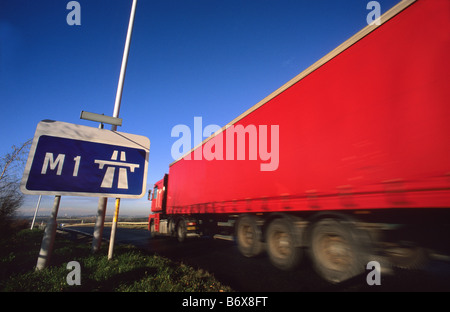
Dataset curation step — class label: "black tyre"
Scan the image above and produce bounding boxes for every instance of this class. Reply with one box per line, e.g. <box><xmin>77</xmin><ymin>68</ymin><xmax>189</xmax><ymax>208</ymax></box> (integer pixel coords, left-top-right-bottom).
<box><xmin>235</xmin><ymin>215</ymin><xmax>264</xmax><ymax>257</ymax></box>
<box><xmin>149</xmin><ymin>221</ymin><xmax>156</xmax><ymax>238</ymax></box>
<box><xmin>176</xmin><ymin>219</ymin><xmax>187</xmax><ymax>243</ymax></box>
<box><xmin>168</xmin><ymin>218</ymin><xmax>176</xmax><ymax>237</ymax></box>
<box><xmin>309</xmin><ymin>218</ymin><xmax>369</xmax><ymax>283</ymax></box>
<box><xmin>266</xmin><ymin>218</ymin><xmax>303</xmax><ymax>270</ymax></box>
<box><xmin>385</xmin><ymin>243</ymin><xmax>429</xmax><ymax>269</ymax></box>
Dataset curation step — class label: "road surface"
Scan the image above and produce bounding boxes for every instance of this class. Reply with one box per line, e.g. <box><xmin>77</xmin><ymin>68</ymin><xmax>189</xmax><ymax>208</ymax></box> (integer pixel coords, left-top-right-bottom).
<box><xmin>67</xmin><ymin>226</ymin><xmax>450</xmax><ymax>292</ymax></box>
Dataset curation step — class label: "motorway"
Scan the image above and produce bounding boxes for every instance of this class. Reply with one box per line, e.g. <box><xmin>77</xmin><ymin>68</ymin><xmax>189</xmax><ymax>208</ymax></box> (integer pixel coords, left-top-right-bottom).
<box><xmin>67</xmin><ymin>226</ymin><xmax>450</xmax><ymax>292</ymax></box>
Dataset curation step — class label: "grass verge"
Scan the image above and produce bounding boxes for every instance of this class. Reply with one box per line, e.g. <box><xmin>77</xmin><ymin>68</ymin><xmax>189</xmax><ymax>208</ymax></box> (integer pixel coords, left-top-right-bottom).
<box><xmin>0</xmin><ymin>229</ymin><xmax>233</xmax><ymax>292</ymax></box>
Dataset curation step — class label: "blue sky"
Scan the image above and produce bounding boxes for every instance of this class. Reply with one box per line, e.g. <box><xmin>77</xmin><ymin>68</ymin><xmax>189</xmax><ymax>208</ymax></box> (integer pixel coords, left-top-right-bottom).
<box><xmin>0</xmin><ymin>0</ymin><xmax>399</xmax><ymax>217</ymax></box>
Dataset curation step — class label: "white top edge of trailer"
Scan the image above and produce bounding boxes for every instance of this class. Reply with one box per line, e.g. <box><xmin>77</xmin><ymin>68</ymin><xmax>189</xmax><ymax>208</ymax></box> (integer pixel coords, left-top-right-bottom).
<box><xmin>169</xmin><ymin>0</ymin><xmax>416</xmax><ymax>167</ymax></box>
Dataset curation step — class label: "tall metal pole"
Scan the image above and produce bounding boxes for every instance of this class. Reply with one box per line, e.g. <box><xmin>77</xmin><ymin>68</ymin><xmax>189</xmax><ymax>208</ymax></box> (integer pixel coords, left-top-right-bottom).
<box><xmin>108</xmin><ymin>0</ymin><xmax>138</xmax><ymax>259</ymax></box>
<box><xmin>112</xmin><ymin>0</ymin><xmax>138</xmax><ymax>131</ymax></box>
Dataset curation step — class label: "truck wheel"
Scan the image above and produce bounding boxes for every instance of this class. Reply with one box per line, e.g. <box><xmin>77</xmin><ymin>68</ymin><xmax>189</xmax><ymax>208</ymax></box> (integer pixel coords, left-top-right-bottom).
<box><xmin>385</xmin><ymin>243</ymin><xmax>429</xmax><ymax>270</ymax></box>
<box><xmin>176</xmin><ymin>220</ymin><xmax>187</xmax><ymax>243</ymax></box>
<box><xmin>149</xmin><ymin>221</ymin><xmax>156</xmax><ymax>238</ymax></box>
<box><xmin>266</xmin><ymin>218</ymin><xmax>302</xmax><ymax>270</ymax></box>
<box><xmin>236</xmin><ymin>215</ymin><xmax>264</xmax><ymax>257</ymax></box>
<box><xmin>309</xmin><ymin>218</ymin><xmax>367</xmax><ymax>283</ymax></box>
<box><xmin>168</xmin><ymin>218</ymin><xmax>176</xmax><ymax>237</ymax></box>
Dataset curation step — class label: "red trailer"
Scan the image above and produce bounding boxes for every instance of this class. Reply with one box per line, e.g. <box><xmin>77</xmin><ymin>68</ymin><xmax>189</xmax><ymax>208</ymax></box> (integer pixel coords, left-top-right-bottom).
<box><xmin>149</xmin><ymin>0</ymin><xmax>450</xmax><ymax>283</ymax></box>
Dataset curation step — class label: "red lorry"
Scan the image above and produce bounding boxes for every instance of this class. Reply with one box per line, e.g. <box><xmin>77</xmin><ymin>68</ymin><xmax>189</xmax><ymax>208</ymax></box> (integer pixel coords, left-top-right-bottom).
<box><xmin>148</xmin><ymin>0</ymin><xmax>450</xmax><ymax>283</ymax></box>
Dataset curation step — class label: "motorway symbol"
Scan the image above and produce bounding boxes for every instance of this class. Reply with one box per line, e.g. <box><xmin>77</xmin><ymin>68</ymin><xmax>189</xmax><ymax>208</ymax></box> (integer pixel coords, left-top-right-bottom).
<box><xmin>21</xmin><ymin>120</ymin><xmax>150</xmax><ymax>198</ymax></box>
<box><xmin>95</xmin><ymin>150</ymin><xmax>140</xmax><ymax>189</ymax></box>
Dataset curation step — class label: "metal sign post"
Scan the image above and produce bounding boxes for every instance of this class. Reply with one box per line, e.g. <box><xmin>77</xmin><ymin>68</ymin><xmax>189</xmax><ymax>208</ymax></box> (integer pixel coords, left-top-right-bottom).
<box><xmin>92</xmin><ymin>122</ymin><xmax>108</xmax><ymax>254</ymax></box>
<box><xmin>30</xmin><ymin>195</ymin><xmax>42</xmax><ymax>230</ymax></box>
<box><xmin>107</xmin><ymin>0</ymin><xmax>137</xmax><ymax>260</ymax></box>
<box><xmin>108</xmin><ymin>198</ymin><xmax>121</xmax><ymax>260</ymax></box>
<box><xmin>92</xmin><ymin>197</ymin><xmax>107</xmax><ymax>253</ymax></box>
<box><xmin>112</xmin><ymin>0</ymin><xmax>138</xmax><ymax>131</ymax></box>
<box><xmin>35</xmin><ymin>195</ymin><xmax>61</xmax><ymax>270</ymax></box>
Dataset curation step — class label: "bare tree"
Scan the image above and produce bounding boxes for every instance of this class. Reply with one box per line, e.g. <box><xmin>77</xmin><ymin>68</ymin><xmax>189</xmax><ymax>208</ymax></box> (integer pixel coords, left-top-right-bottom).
<box><xmin>0</xmin><ymin>139</ymin><xmax>32</xmax><ymax>234</ymax></box>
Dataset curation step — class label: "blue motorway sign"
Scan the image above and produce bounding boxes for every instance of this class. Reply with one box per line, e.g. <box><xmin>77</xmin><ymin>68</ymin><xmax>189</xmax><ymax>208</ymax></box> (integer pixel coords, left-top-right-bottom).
<box><xmin>21</xmin><ymin>121</ymin><xmax>150</xmax><ymax>198</ymax></box>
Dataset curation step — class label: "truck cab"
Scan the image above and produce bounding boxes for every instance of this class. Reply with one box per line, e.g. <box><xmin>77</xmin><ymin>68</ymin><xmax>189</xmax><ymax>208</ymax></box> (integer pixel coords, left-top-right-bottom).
<box><xmin>150</xmin><ymin>175</ymin><xmax>167</xmax><ymax>213</ymax></box>
<box><xmin>148</xmin><ymin>174</ymin><xmax>168</xmax><ymax>233</ymax></box>
<box><xmin>148</xmin><ymin>173</ymin><xmax>199</xmax><ymax>241</ymax></box>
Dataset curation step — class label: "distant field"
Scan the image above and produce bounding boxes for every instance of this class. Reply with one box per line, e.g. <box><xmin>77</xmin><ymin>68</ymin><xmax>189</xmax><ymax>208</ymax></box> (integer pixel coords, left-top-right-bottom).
<box><xmin>64</xmin><ymin>222</ymin><xmax>148</xmax><ymax>229</ymax></box>
<box><xmin>27</xmin><ymin>216</ymin><xmax>149</xmax><ymax>230</ymax></box>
